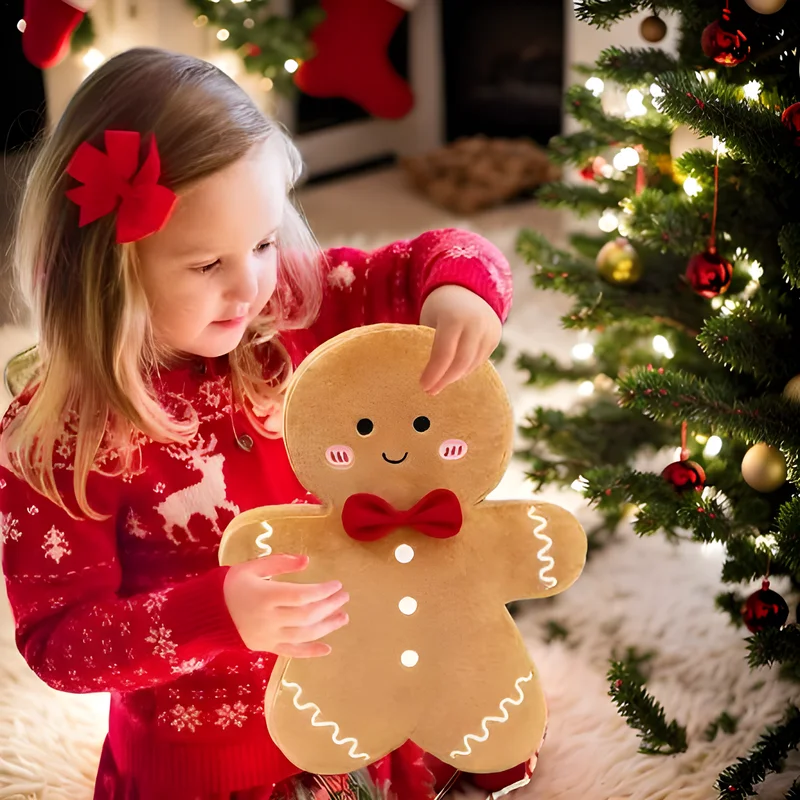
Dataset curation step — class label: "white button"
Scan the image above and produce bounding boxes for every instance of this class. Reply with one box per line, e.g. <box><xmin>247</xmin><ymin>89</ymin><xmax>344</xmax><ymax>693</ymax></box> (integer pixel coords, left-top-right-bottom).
<box><xmin>401</xmin><ymin>650</ymin><xmax>419</xmax><ymax>667</ymax></box>
<box><xmin>398</xmin><ymin>597</ymin><xmax>417</xmax><ymax>615</ymax></box>
<box><xmin>394</xmin><ymin>544</ymin><xmax>414</xmax><ymax>563</ymax></box>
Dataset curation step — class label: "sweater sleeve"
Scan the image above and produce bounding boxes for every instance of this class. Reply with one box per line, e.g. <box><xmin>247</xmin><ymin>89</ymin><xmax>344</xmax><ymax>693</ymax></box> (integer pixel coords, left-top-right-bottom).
<box><xmin>308</xmin><ymin>228</ymin><xmax>512</xmax><ymax>344</ymax></box>
<box><xmin>0</xmin><ymin>452</ymin><xmax>247</xmax><ymax>695</ymax></box>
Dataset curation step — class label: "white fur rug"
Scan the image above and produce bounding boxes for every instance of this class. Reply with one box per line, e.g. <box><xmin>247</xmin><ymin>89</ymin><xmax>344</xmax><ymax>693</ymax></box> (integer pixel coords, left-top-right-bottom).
<box><xmin>1</xmin><ymin>185</ymin><xmax>799</xmax><ymax>799</ymax></box>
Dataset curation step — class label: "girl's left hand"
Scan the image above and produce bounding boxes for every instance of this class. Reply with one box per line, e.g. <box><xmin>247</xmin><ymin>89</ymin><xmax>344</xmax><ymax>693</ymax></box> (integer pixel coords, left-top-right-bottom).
<box><xmin>418</xmin><ymin>284</ymin><xmax>503</xmax><ymax>395</ymax></box>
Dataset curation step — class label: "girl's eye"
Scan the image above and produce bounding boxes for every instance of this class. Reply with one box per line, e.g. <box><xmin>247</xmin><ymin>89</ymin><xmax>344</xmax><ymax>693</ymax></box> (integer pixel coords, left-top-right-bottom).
<box><xmin>256</xmin><ymin>240</ymin><xmax>276</xmax><ymax>254</ymax></box>
<box><xmin>196</xmin><ymin>261</ymin><xmax>219</xmax><ymax>275</ymax></box>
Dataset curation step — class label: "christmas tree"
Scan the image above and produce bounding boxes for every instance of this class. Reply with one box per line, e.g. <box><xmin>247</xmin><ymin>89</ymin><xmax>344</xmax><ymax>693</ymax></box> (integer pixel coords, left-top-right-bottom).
<box><xmin>517</xmin><ymin>0</ymin><xmax>800</xmax><ymax>795</ymax></box>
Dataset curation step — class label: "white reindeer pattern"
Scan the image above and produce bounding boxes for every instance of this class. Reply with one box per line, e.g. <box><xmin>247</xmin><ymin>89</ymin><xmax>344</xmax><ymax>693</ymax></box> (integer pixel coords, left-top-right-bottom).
<box><xmin>156</xmin><ymin>434</ymin><xmax>240</xmax><ymax>544</ymax></box>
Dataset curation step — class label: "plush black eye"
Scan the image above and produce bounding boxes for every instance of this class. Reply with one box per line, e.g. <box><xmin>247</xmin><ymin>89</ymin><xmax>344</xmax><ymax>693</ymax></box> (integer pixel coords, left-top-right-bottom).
<box><xmin>413</xmin><ymin>416</ymin><xmax>431</xmax><ymax>432</ymax></box>
<box><xmin>356</xmin><ymin>418</ymin><xmax>374</xmax><ymax>436</ymax></box>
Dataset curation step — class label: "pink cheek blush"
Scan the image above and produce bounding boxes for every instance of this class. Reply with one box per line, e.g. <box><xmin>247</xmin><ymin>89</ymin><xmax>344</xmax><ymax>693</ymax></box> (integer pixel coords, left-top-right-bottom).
<box><xmin>326</xmin><ymin>445</ymin><xmax>355</xmax><ymax>468</ymax></box>
<box><xmin>439</xmin><ymin>439</ymin><xmax>468</xmax><ymax>461</ymax></box>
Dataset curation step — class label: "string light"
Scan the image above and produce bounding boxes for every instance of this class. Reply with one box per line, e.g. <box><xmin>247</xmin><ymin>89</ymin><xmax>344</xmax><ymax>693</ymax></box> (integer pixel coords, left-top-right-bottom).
<box><xmin>260</xmin><ymin>77</ymin><xmax>274</xmax><ymax>92</ymax></box>
<box><xmin>748</xmin><ymin>261</ymin><xmax>763</xmax><ymax>280</ymax></box>
<box><xmin>712</xmin><ymin>137</ymin><xmax>728</xmax><ymax>155</ymax></box>
<box><xmin>244</xmin><ymin>18</ymin><xmax>255</xmax><ymax>28</ymax></box>
<box><xmin>217</xmin><ymin>29</ymin><xmax>230</xmax><ymax>41</ymax></box>
<box><xmin>194</xmin><ymin>15</ymin><xmax>208</xmax><ymax>26</ymax></box>
<box><xmin>578</xmin><ymin>381</ymin><xmax>595</xmax><ymax>397</ymax></box>
<box><xmin>17</xmin><ymin>19</ymin><xmax>26</xmax><ymax>32</ymax></box>
<box><xmin>743</xmin><ymin>80</ymin><xmax>762</xmax><ymax>100</ymax></box>
<box><xmin>585</xmin><ymin>77</ymin><xmax>605</xmax><ymax>96</ymax></box>
<box><xmin>571</xmin><ymin>476</ymin><xmax>589</xmax><ymax>493</ymax></box>
<box><xmin>571</xmin><ymin>343</ymin><xmax>594</xmax><ymax>361</ymax></box>
<box><xmin>649</xmin><ymin>83</ymin><xmax>665</xmax><ymax>98</ymax></box>
<box><xmin>652</xmin><ymin>335</ymin><xmax>674</xmax><ymax>359</ymax></box>
<box><xmin>598</xmin><ymin>210</ymin><xmax>619</xmax><ymax>232</ymax></box>
<box><xmin>284</xmin><ymin>58</ymin><xmax>299</xmax><ymax>73</ymax></box>
<box><xmin>83</xmin><ymin>48</ymin><xmax>105</xmax><ymax>71</ymax></box>
<box><xmin>612</xmin><ymin>147</ymin><xmax>640</xmax><ymax>171</ymax></box>
<box><xmin>625</xmin><ymin>89</ymin><xmax>647</xmax><ymax>117</ymax></box>
<box><xmin>704</xmin><ymin>435</ymin><xmax>723</xmax><ymax>457</ymax></box>
<box><xmin>683</xmin><ymin>176</ymin><xmax>702</xmax><ymax>197</ymax></box>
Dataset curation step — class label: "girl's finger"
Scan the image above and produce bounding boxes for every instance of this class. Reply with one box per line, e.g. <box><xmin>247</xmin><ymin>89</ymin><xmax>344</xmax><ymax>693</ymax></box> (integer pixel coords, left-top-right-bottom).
<box><xmin>420</xmin><ymin>323</ymin><xmax>462</xmax><ymax>392</ymax></box>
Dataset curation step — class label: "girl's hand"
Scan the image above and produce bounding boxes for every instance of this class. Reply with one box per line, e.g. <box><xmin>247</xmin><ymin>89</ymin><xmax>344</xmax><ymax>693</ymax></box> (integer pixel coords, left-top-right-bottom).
<box><xmin>223</xmin><ymin>554</ymin><xmax>349</xmax><ymax>657</ymax></box>
<box><xmin>419</xmin><ymin>285</ymin><xmax>503</xmax><ymax>395</ymax></box>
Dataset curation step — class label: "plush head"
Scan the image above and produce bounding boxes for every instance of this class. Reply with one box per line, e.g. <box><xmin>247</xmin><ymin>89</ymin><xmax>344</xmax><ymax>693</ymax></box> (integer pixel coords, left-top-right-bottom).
<box><xmin>283</xmin><ymin>324</ymin><xmax>514</xmax><ymax>508</ymax></box>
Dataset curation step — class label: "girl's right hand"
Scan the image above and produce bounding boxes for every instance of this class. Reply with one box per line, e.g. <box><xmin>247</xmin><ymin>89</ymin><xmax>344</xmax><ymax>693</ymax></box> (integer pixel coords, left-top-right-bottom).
<box><xmin>223</xmin><ymin>554</ymin><xmax>349</xmax><ymax>657</ymax></box>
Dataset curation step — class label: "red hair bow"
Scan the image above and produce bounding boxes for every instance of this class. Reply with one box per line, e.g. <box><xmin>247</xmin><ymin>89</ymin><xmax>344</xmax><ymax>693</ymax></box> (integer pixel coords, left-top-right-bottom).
<box><xmin>65</xmin><ymin>130</ymin><xmax>178</xmax><ymax>244</ymax></box>
<box><xmin>341</xmin><ymin>488</ymin><xmax>463</xmax><ymax>542</ymax></box>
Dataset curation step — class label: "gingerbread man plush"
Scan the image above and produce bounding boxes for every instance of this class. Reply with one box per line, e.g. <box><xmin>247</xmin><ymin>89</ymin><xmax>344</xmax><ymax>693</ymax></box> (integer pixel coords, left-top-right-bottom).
<box><xmin>219</xmin><ymin>323</ymin><xmax>587</xmax><ymax>777</ymax></box>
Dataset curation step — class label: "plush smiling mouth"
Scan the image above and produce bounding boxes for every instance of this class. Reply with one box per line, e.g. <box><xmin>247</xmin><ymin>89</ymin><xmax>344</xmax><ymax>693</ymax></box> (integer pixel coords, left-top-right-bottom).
<box><xmin>382</xmin><ymin>452</ymin><xmax>408</xmax><ymax>465</ymax></box>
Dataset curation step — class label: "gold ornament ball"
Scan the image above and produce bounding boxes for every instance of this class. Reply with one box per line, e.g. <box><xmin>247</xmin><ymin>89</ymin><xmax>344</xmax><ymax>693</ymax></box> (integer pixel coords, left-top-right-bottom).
<box><xmin>596</xmin><ymin>238</ymin><xmax>643</xmax><ymax>285</ymax></box>
<box><xmin>782</xmin><ymin>375</ymin><xmax>800</xmax><ymax>404</ymax></box>
<box><xmin>640</xmin><ymin>15</ymin><xmax>668</xmax><ymax>43</ymax></box>
<box><xmin>741</xmin><ymin>443</ymin><xmax>787</xmax><ymax>492</ymax></box>
<box><xmin>744</xmin><ymin>0</ymin><xmax>787</xmax><ymax>12</ymax></box>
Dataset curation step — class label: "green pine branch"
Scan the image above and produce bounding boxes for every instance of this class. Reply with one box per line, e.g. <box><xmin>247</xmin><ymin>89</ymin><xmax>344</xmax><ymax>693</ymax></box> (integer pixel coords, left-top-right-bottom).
<box><xmin>715</xmin><ymin>705</ymin><xmax>800</xmax><ymax>800</ymax></box>
<box><xmin>747</xmin><ymin>626</ymin><xmax>800</xmax><ymax>671</ymax></box>
<box><xmin>548</xmin><ymin>131</ymin><xmax>615</xmax><ymax>166</ymax></box>
<box><xmin>536</xmin><ymin>181</ymin><xmax>630</xmax><ymax>216</ymax></box>
<box><xmin>608</xmin><ymin>659</ymin><xmax>688</xmax><ymax>755</ymax></box>
<box><xmin>697</xmin><ymin>304</ymin><xmax>795</xmax><ymax>383</ymax></box>
<box><xmin>776</xmin><ymin>497</ymin><xmax>800</xmax><ymax>574</ymax></box>
<box><xmin>583</xmin><ymin>465</ymin><xmax>737</xmax><ymax>539</ymax></box>
<box><xmin>780</xmin><ymin>224</ymin><xmax>800</xmax><ymax>290</ymax></box>
<box><xmin>706</xmin><ymin>711</ymin><xmax>739</xmax><ymax>742</ymax></box>
<box><xmin>515</xmin><ymin>353</ymin><xmax>596</xmax><ymax>388</ymax></box>
<box><xmin>573</xmin><ymin>0</ymin><xmax>687</xmax><ymax>28</ymax></box>
<box><xmin>565</xmin><ymin>86</ymin><xmax>673</xmax><ymax>153</ymax></box>
<box><xmin>519</xmin><ymin>400</ymin><xmax>674</xmax><ymax>492</ymax></box>
<box><xmin>653</xmin><ymin>73</ymin><xmax>800</xmax><ymax>178</ymax></box>
<box><xmin>593</xmin><ymin>45</ymin><xmax>681</xmax><ymax>83</ymax></box>
<box><xmin>616</xmin><ymin>366</ymin><xmax>800</xmax><ymax>457</ymax></box>
<box><xmin>716</xmin><ymin>592</ymin><xmax>747</xmax><ymax>628</ymax></box>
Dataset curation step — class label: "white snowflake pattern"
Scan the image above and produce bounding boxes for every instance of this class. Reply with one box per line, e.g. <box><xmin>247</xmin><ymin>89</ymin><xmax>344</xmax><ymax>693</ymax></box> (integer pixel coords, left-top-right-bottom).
<box><xmin>170</xmin><ymin>658</ymin><xmax>207</xmax><ymax>676</ymax></box>
<box><xmin>327</xmin><ymin>263</ymin><xmax>356</xmax><ymax>290</ymax></box>
<box><xmin>143</xmin><ymin>589</ymin><xmax>172</xmax><ymax>614</ymax></box>
<box><xmin>0</xmin><ymin>478</ymin><xmax>6</xmax><ymax>489</ymax></box>
<box><xmin>159</xmin><ymin>704</ymin><xmax>202</xmax><ymax>733</ymax></box>
<box><xmin>120</xmin><ymin>621</ymin><xmax>131</xmax><ymax>636</ymax></box>
<box><xmin>153</xmin><ymin>482</ymin><xmax>166</xmax><ymax>494</ymax></box>
<box><xmin>0</xmin><ymin>512</ymin><xmax>21</xmax><ymax>544</ymax></box>
<box><xmin>125</xmin><ymin>508</ymin><xmax>150</xmax><ymax>539</ymax></box>
<box><xmin>441</xmin><ymin>244</ymin><xmax>483</xmax><ymax>260</ymax></box>
<box><xmin>43</xmin><ymin>525</ymin><xmax>72</xmax><ymax>563</ymax></box>
<box><xmin>26</xmin><ymin>505</ymin><xmax>39</xmax><ymax>515</ymax></box>
<box><xmin>214</xmin><ymin>701</ymin><xmax>249</xmax><ymax>730</ymax></box>
<box><xmin>145</xmin><ymin>624</ymin><xmax>178</xmax><ymax>659</ymax></box>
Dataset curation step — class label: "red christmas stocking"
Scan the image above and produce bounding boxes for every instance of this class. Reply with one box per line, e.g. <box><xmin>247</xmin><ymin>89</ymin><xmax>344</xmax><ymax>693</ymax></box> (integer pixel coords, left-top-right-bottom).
<box><xmin>294</xmin><ymin>0</ymin><xmax>415</xmax><ymax>120</ymax></box>
<box><xmin>22</xmin><ymin>0</ymin><xmax>96</xmax><ymax>69</ymax></box>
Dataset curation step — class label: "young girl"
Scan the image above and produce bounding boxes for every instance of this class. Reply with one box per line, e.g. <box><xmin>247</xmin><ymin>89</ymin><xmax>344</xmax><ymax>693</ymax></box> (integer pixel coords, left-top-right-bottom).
<box><xmin>0</xmin><ymin>48</ymin><xmax>530</xmax><ymax>800</ymax></box>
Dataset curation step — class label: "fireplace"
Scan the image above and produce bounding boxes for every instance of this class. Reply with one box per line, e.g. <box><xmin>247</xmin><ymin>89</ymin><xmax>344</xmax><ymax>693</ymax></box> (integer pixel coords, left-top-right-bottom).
<box><xmin>282</xmin><ymin>0</ymin><xmax>564</xmax><ymax>181</ymax></box>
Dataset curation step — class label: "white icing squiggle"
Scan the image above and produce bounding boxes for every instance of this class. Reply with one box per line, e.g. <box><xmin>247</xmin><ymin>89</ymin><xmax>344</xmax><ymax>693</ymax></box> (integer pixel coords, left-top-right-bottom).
<box><xmin>282</xmin><ymin>679</ymin><xmax>370</xmax><ymax>761</ymax></box>
<box><xmin>256</xmin><ymin>522</ymin><xmax>273</xmax><ymax>556</ymax></box>
<box><xmin>450</xmin><ymin>672</ymin><xmax>534</xmax><ymax>758</ymax></box>
<box><xmin>527</xmin><ymin>506</ymin><xmax>557</xmax><ymax>589</ymax></box>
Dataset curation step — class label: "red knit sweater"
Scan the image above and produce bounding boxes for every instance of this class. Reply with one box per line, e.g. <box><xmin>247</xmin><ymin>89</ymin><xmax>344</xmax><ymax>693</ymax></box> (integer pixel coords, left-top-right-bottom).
<box><xmin>0</xmin><ymin>229</ymin><xmax>512</xmax><ymax>797</ymax></box>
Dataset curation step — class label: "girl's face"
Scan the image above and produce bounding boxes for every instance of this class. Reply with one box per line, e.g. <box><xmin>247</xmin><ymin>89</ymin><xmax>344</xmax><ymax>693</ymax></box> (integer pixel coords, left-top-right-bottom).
<box><xmin>137</xmin><ymin>138</ymin><xmax>285</xmax><ymax>359</ymax></box>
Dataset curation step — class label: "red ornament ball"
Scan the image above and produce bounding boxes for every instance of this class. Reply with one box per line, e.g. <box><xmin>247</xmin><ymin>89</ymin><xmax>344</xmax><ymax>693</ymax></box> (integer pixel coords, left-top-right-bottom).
<box><xmin>781</xmin><ymin>102</ymin><xmax>800</xmax><ymax>146</ymax></box>
<box><xmin>701</xmin><ymin>19</ymin><xmax>749</xmax><ymax>66</ymax></box>
<box><xmin>742</xmin><ymin>580</ymin><xmax>789</xmax><ymax>633</ymax></box>
<box><xmin>662</xmin><ymin>460</ymin><xmax>706</xmax><ymax>493</ymax></box>
<box><xmin>686</xmin><ymin>249</ymin><xmax>733</xmax><ymax>298</ymax></box>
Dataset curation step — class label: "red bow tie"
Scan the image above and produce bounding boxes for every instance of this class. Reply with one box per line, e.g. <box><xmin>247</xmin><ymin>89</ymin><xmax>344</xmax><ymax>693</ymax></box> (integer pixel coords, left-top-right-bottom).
<box><xmin>342</xmin><ymin>489</ymin><xmax>463</xmax><ymax>542</ymax></box>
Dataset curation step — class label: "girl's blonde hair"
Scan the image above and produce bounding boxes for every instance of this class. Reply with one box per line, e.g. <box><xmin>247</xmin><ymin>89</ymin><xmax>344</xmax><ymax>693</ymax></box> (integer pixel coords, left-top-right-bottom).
<box><xmin>1</xmin><ymin>47</ymin><xmax>323</xmax><ymax>520</ymax></box>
